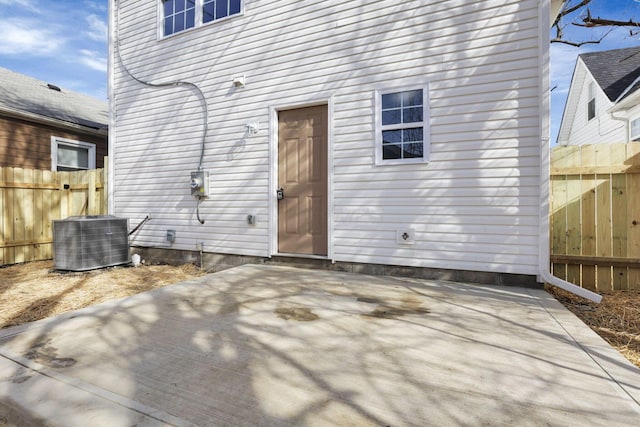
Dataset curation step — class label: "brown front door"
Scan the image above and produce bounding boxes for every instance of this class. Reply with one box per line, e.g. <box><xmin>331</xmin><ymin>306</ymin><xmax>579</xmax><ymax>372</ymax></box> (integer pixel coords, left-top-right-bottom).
<box><xmin>278</xmin><ymin>105</ymin><xmax>328</xmax><ymax>256</ymax></box>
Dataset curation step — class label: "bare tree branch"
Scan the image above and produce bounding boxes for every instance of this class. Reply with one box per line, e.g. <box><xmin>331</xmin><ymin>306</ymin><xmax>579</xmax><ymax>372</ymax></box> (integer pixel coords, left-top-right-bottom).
<box><xmin>551</xmin><ymin>0</ymin><xmax>639</xmax><ymax>46</ymax></box>
<box><xmin>552</xmin><ymin>0</ymin><xmax>592</xmax><ymax>28</ymax></box>
<box><xmin>550</xmin><ymin>38</ymin><xmax>604</xmax><ymax>47</ymax></box>
<box><xmin>579</xmin><ymin>17</ymin><xmax>640</xmax><ymax>28</ymax></box>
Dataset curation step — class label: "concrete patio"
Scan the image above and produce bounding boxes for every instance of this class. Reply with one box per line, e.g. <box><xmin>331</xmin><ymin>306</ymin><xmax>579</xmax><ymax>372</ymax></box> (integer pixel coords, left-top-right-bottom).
<box><xmin>1</xmin><ymin>264</ymin><xmax>639</xmax><ymax>426</ymax></box>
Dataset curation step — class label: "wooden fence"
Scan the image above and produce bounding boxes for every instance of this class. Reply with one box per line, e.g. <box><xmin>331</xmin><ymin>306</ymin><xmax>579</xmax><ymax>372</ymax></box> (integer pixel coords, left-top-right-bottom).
<box><xmin>0</xmin><ymin>161</ymin><xmax>108</xmax><ymax>266</ymax></box>
<box><xmin>551</xmin><ymin>143</ymin><xmax>640</xmax><ymax>291</ymax></box>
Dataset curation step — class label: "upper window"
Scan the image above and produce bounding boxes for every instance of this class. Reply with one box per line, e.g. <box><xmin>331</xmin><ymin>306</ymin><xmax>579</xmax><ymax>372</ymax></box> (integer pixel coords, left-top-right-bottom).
<box><xmin>51</xmin><ymin>137</ymin><xmax>96</xmax><ymax>171</ymax></box>
<box><xmin>631</xmin><ymin>118</ymin><xmax>640</xmax><ymax>142</ymax></box>
<box><xmin>163</xmin><ymin>0</ymin><xmax>196</xmax><ymax>36</ymax></box>
<box><xmin>203</xmin><ymin>0</ymin><xmax>241</xmax><ymax>23</ymax></box>
<box><xmin>587</xmin><ymin>82</ymin><xmax>596</xmax><ymax>121</ymax></box>
<box><xmin>376</xmin><ymin>86</ymin><xmax>430</xmax><ymax>165</ymax></box>
<box><xmin>162</xmin><ymin>0</ymin><xmax>242</xmax><ymax>36</ymax></box>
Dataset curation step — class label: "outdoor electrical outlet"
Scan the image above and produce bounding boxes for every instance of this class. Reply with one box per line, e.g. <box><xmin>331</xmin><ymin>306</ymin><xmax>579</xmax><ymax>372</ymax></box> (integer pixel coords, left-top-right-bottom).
<box><xmin>166</xmin><ymin>230</ymin><xmax>176</xmax><ymax>243</ymax></box>
<box><xmin>197</xmin><ymin>241</ymin><xmax>205</xmax><ymax>251</ymax></box>
<box><xmin>396</xmin><ymin>229</ymin><xmax>415</xmax><ymax>245</ymax></box>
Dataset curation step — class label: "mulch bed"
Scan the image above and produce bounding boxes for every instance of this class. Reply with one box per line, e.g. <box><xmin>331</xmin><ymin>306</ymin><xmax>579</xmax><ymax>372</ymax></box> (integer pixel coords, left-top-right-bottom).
<box><xmin>0</xmin><ymin>261</ymin><xmax>206</xmax><ymax>329</ymax></box>
<box><xmin>546</xmin><ymin>285</ymin><xmax>640</xmax><ymax>368</ymax></box>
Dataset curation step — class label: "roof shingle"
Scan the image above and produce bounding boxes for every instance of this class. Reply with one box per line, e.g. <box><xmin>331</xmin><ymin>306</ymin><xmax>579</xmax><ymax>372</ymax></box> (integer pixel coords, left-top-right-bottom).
<box><xmin>0</xmin><ymin>67</ymin><xmax>107</xmax><ymax>130</ymax></box>
<box><xmin>580</xmin><ymin>46</ymin><xmax>640</xmax><ymax>102</ymax></box>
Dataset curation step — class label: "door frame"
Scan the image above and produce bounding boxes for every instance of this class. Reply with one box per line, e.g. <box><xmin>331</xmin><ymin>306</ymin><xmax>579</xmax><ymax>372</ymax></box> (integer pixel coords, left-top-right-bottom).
<box><xmin>269</xmin><ymin>96</ymin><xmax>334</xmax><ymax>259</ymax></box>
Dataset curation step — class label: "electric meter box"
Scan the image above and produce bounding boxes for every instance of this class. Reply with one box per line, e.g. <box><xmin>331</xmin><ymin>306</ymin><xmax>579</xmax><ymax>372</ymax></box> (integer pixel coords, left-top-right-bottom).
<box><xmin>190</xmin><ymin>171</ymin><xmax>209</xmax><ymax>197</ymax></box>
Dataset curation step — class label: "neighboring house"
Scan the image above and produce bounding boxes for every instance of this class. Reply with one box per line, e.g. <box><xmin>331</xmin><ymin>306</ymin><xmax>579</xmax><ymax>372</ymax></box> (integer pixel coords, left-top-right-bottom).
<box><xmin>0</xmin><ymin>67</ymin><xmax>108</xmax><ymax>171</ymax></box>
<box><xmin>110</xmin><ymin>1</ymin><xmax>591</xmax><ymax>297</ymax></box>
<box><xmin>558</xmin><ymin>46</ymin><xmax>640</xmax><ymax>146</ymax></box>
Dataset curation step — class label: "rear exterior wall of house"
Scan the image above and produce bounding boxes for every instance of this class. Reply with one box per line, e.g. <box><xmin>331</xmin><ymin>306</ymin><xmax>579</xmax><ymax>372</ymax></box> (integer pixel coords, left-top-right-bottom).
<box><xmin>111</xmin><ymin>0</ymin><xmax>547</xmax><ymax>276</ymax></box>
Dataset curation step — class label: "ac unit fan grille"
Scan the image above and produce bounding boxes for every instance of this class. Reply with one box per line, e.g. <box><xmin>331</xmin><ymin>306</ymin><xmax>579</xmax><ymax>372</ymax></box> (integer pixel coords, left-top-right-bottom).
<box><xmin>53</xmin><ymin>216</ymin><xmax>130</xmax><ymax>271</ymax></box>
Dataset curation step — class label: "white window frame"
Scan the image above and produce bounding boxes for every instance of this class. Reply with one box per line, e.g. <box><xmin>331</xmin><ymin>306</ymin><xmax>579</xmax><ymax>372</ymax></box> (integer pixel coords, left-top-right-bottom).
<box><xmin>374</xmin><ymin>84</ymin><xmax>430</xmax><ymax>166</ymax></box>
<box><xmin>51</xmin><ymin>137</ymin><xmax>96</xmax><ymax>171</ymax></box>
<box><xmin>631</xmin><ymin>117</ymin><xmax>640</xmax><ymax>142</ymax></box>
<box><xmin>159</xmin><ymin>0</ymin><xmax>244</xmax><ymax>38</ymax></box>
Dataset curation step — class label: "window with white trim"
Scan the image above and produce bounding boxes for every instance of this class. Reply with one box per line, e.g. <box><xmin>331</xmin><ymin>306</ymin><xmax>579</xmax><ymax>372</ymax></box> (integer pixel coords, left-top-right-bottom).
<box><xmin>375</xmin><ymin>86</ymin><xmax>429</xmax><ymax>164</ymax></box>
<box><xmin>587</xmin><ymin>82</ymin><xmax>596</xmax><ymax>121</ymax></box>
<box><xmin>51</xmin><ymin>137</ymin><xmax>96</xmax><ymax>171</ymax></box>
<box><xmin>631</xmin><ymin>118</ymin><xmax>640</xmax><ymax>142</ymax></box>
<box><xmin>162</xmin><ymin>0</ymin><xmax>242</xmax><ymax>36</ymax></box>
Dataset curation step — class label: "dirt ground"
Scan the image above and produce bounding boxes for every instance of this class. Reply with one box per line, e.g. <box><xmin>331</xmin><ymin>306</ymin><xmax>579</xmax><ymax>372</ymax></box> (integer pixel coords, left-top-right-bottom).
<box><xmin>0</xmin><ymin>261</ymin><xmax>206</xmax><ymax>330</ymax></box>
<box><xmin>0</xmin><ymin>261</ymin><xmax>638</xmax><ymax>369</ymax></box>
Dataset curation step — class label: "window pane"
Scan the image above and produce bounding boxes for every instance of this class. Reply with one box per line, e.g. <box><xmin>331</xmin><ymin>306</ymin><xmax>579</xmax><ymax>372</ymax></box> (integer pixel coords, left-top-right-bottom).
<box><xmin>175</xmin><ymin>0</ymin><xmax>185</xmax><ymax>12</ymax></box>
<box><xmin>402</xmin><ymin>90</ymin><xmax>422</xmax><ymax>107</ymax></box>
<box><xmin>164</xmin><ymin>17</ymin><xmax>173</xmax><ymax>36</ymax></box>
<box><xmin>186</xmin><ymin>8</ymin><xmax>195</xmax><ymax>28</ymax></box>
<box><xmin>403</xmin><ymin>128</ymin><xmax>423</xmax><ymax>142</ymax></box>
<box><xmin>632</xmin><ymin>118</ymin><xmax>640</xmax><ymax>140</ymax></box>
<box><xmin>382</xmin><ymin>130</ymin><xmax>402</xmax><ymax>144</ymax></box>
<box><xmin>382</xmin><ymin>110</ymin><xmax>401</xmax><ymax>125</ymax></box>
<box><xmin>216</xmin><ymin>0</ymin><xmax>228</xmax><ymax>18</ymax></box>
<box><xmin>383</xmin><ymin>144</ymin><xmax>402</xmax><ymax>160</ymax></box>
<box><xmin>59</xmin><ymin>145</ymin><xmax>89</xmax><ymax>169</ymax></box>
<box><xmin>230</xmin><ymin>0</ymin><xmax>241</xmax><ymax>14</ymax></box>
<box><xmin>403</xmin><ymin>143</ymin><xmax>423</xmax><ymax>158</ymax></box>
<box><xmin>382</xmin><ymin>93</ymin><xmax>401</xmax><ymax>109</ymax></box>
<box><xmin>164</xmin><ymin>0</ymin><xmax>174</xmax><ymax>16</ymax></box>
<box><xmin>175</xmin><ymin>12</ymin><xmax>185</xmax><ymax>32</ymax></box>
<box><xmin>203</xmin><ymin>2</ymin><xmax>215</xmax><ymax>22</ymax></box>
<box><xmin>403</xmin><ymin>107</ymin><xmax>423</xmax><ymax>123</ymax></box>
<box><xmin>588</xmin><ymin>99</ymin><xmax>595</xmax><ymax>120</ymax></box>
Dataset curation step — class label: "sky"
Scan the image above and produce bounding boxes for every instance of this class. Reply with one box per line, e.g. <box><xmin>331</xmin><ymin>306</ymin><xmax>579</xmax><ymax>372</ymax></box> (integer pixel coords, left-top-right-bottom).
<box><xmin>0</xmin><ymin>0</ymin><xmax>108</xmax><ymax>99</ymax></box>
<box><xmin>0</xmin><ymin>0</ymin><xmax>639</xmax><ymax>144</ymax></box>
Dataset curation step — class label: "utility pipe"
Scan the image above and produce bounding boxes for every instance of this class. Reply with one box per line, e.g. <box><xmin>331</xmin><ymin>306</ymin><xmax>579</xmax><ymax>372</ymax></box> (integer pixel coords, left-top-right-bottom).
<box><xmin>538</xmin><ymin>0</ymin><xmax>601</xmax><ymax>303</ymax></box>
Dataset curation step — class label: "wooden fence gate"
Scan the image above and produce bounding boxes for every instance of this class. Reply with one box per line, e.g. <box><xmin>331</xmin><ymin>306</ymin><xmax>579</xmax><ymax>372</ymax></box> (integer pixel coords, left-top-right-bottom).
<box><xmin>551</xmin><ymin>143</ymin><xmax>640</xmax><ymax>291</ymax></box>
<box><xmin>0</xmin><ymin>162</ymin><xmax>108</xmax><ymax>266</ymax></box>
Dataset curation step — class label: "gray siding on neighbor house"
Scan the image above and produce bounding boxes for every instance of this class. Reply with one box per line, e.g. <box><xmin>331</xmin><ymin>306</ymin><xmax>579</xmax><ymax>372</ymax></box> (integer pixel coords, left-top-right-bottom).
<box><xmin>112</xmin><ymin>0</ymin><xmax>545</xmax><ymax>275</ymax></box>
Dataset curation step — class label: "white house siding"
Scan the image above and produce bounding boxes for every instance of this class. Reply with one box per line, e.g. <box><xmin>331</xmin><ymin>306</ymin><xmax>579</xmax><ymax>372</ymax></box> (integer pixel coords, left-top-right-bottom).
<box><xmin>564</xmin><ymin>63</ymin><xmax>627</xmax><ymax>145</ymax></box>
<box><xmin>111</xmin><ymin>0</ymin><xmax>545</xmax><ymax>275</ymax></box>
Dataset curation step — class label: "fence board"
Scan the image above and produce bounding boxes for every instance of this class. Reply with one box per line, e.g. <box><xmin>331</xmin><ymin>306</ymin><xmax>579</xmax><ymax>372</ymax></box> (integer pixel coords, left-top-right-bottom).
<box><xmin>596</xmin><ymin>174</ymin><xmax>612</xmax><ymax>289</ymax></box>
<box><xmin>628</xmin><ymin>173</ymin><xmax>640</xmax><ymax>290</ymax></box>
<box><xmin>551</xmin><ymin>175</ymin><xmax>567</xmax><ymax>279</ymax></box>
<box><xmin>551</xmin><ymin>143</ymin><xmax>640</xmax><ymax>291</ymax></box>
<box><xmin>0</xmin><ymin>164</ymin><xmax>108</xmax><ymax>266</ymax></box>
<box><xmin>3</xmin><ymin>167</ymin><xmax>15</xmax><ymax>264</ymax></box>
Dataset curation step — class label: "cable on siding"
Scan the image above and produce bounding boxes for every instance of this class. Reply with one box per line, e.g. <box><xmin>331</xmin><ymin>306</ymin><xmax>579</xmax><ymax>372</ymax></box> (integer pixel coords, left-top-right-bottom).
<box><xmin>114</xmin><ymin>0</ymin><xmax>208</xmax><ymax>224</ymax></box>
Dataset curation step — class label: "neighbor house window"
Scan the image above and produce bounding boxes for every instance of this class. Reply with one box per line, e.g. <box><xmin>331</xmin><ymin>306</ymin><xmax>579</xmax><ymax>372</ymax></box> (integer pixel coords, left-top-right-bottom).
<box><xmin>587</xmin><ymin>82</ymin><xmax>596</xmax><ymax>121</ymax></box>
<box><xmin>51</xmin><ymin>137</ymin><xmax>96</xmax><ymax>171</ymax></box>
<box><xmin>631</xmin><ymin>118</ymin><xmax>640</xmax><ymax>142</ymax></box>
<box><xmin>162</xmin><ymin>0</ymin><xmax>242</xmax><ymax>36</ymax></box>
<box><xmin>375</xmin><ymin>85</ymin><xmax>430</xmax><ymax>164</ymax></box>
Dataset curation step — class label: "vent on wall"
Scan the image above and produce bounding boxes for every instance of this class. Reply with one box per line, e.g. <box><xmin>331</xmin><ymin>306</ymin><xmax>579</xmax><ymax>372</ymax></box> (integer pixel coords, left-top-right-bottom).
<box><xmin>53</xmin><ymin>216</ymin><xmax>130</xmax><ymax>271</ymax></box>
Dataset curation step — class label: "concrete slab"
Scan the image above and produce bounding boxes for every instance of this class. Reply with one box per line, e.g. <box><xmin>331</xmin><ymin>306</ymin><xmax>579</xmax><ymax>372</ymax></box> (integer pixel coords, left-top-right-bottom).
<box><xmin>0</xmin><ymin>264</ymin><xmax>639</xmax><ymax>426</ymax></box>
